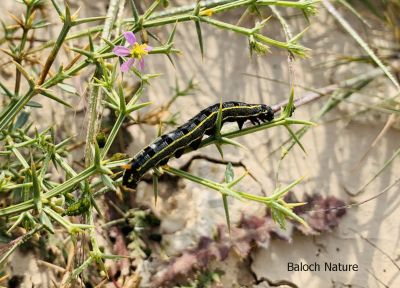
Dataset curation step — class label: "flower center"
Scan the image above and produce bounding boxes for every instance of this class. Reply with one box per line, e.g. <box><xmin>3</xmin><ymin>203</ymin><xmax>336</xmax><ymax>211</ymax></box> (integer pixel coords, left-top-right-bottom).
<box><xmin>130</xmin><ymin>43</ymin><xmax>149</xmax><ymax>59</ymax></box>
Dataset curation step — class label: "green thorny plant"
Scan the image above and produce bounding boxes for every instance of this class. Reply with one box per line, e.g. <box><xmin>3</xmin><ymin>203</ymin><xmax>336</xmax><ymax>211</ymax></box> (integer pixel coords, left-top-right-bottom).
<box><xmin>0</xmin><ymin>0</ymin><xmax>320</xmax><ymax>282</ymax></box>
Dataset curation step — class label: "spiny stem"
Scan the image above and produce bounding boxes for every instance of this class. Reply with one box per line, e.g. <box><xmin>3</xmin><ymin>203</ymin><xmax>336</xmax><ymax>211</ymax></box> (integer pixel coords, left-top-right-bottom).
<box><xmin>0</xmin><ymin>0</ymin><xmax>313</xmax><ymax>131</ymax></box>
<box><xmin>84</xmin><ymin>69</ymin><xmax>103</xmax><ymax>165</ymax></box>
<box><xmin>14</xmin><ymin>4</ymin><xmax>35</xmax><ymax>95</ymax></box>
<box><xmin>85</xmin><ymin>0</ymin><xmax>121</xmax><ymax>165</ymax></box>
<box><xmin>37</xmin><ymin>17</ymin><xmax>72</xmax><ymax>85</ymax></box>
<box><xmin>102</xmin><ymin>0</ymin><xmax>121</xmax><ymax>42</ymax></box>
<box><xmin>0</xmin><ymin>165</ymin><xmax>97</xmax><ymax>217</ymax></box>
<box><xmin>100</xmin><ymin>112</ymin><xmax>125</xmax><ymax>159</ymax></box>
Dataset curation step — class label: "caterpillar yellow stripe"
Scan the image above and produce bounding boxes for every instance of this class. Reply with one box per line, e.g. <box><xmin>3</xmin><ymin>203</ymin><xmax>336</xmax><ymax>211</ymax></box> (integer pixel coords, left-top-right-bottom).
<box><xmin>122</xmin><ymin>101</ymin><xmax>274</xmax><ymax>188</ymax></box>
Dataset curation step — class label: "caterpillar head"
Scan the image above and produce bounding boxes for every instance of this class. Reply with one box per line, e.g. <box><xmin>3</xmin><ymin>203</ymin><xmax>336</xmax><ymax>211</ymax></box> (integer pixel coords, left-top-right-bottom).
<box><xmin>260</xmin><ymin>104</ymin><xmax>274</xmax><ymax>122</ymax></box>
<box><xmin>122</xmin><ymin>164</ymin><xmax>139</xmax><ymax>189</ymax></box>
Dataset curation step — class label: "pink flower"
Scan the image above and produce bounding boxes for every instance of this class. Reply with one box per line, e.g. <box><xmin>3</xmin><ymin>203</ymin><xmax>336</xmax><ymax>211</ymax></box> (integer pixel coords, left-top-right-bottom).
<box><xmin>113</xmin><ymin>31</ymin><xmax>153</xmax><ymax>72</ymax></box>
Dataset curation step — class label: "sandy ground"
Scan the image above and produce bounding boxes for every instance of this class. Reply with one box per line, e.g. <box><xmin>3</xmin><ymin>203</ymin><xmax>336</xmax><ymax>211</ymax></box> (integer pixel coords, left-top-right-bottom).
<box><xmin>2</xmin><ymin>0</ymin><xmax>400</xmax><ymax>287</ymax></box>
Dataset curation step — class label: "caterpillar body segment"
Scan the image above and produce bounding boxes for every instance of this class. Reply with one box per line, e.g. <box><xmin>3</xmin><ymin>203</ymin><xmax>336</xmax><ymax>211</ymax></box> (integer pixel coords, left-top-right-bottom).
<box><xmin>122</xmin><ymin>101</ymin><xmax>274</xmax><ymax>188</ymax></box>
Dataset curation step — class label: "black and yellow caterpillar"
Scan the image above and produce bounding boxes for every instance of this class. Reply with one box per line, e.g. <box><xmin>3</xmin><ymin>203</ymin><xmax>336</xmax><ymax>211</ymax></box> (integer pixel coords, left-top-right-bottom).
<box><xmin>122</xmin><ymin>101</ymin><xmax>274</xmax><ymax>188</ymax></box>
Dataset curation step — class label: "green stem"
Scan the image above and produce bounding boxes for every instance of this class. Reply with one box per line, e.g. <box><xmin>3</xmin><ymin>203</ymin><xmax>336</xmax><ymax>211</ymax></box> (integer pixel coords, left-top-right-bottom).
<box><xmin>27</xmin><ymin>26</ymin><xmax>104</xmax><ymax>55</ymax></box>
<box><xmin>88</xmin><ymin>210</ymin><xmax>101</xmax><ymax>254</ymax></box>
<box><xmin>199</xmin><ymin>118</ymin><xmax>286</xmax><ymax>148</ymax></box>
<box><xmin>37</xmin><ymin>21</ymin><xmax>72</xmax><ymax>85</ymax></box>
<box><xmin>164</xmin><ymin>166</ymin><xmax>221</xmax><ymax>190</ymax></box>
<box><xmin>0</xmin><ymin>165</ymin><xmax>97</xmax><ymax>217</ymax></box>
<box><xmin>85</xmin><ymin>0</ymin><xmax>121</xmax><ymax>165</ymax></box>
<box><xmin>144</xmin><ymin>0</ymin><xmax>163</xmax><ymax>19</ymax></box>
<box><xmin>43</xmin><ymin>165</ymin><xmax>97</xmax><ymax>199</ymax></box>
<box><xmin>100</xmin><ymin>112</ymin><xmax>125</xmax><ymax>159</ymax></box>
<box><xmin>84</xmin><ymin>68</ymin><xmax>103</xmax><ymax>165</ymax></box>
<box><xmin>149</xmin><ymin>0</ymin><xmax>234</xmax><ymax>18</ymax></box>
<box><xmin>14</xmin><ymin>4</ymin><xmax>34</xmax><ymax>96</ymax></box>
<box><xmin>0</xmin><ymin>0</ymin><xmax>311</xmax><ymax>131</ymax></box>
<box><xmin>0</xmin><ymin>89</ymin><xmax>35</xmax><ymax>131</ymax></box>
<box><xmin>165</xmin><ymin>166</ymin><xmax>274</xmax><ymax>204</ymax></box>
<box><xmin>101</xmin><ymin>0</ymin><xmax>121</xmax><ymax>41</ymax></box>
<box><xmin>149</xmin><ymin>0</ymin><xmax>314</xmax><ymax>19</ymax></box>
<box><xmin>0</xmin><ymin>19</ymin><xmax>72</xmax><ymax>130</ymax></box>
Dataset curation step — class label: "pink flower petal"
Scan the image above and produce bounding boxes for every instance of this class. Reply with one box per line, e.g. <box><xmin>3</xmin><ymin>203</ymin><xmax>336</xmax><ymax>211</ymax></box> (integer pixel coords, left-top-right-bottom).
<box><xmin>124</xmin><ymin>31</ymin><xmax>137</xmax><ymax>46</ymax></box>
<box><xmin>145</xmin><ymin>45</ymin><xmax>153</xmax><ymax>52</ymax></box>
<box><xmin>139</xmin><ymin>58</ymin><xmax>145</xmax><ymax>70</ymax></box>
<box><xmin>120</xmin><ymin>58</ymin><xmax>135</xmax><ymax>73</ymax></box>
<box><xmin>113</xmin><ymin>46</ymin><xmax>130</xmax><ymax>57</ymax></box>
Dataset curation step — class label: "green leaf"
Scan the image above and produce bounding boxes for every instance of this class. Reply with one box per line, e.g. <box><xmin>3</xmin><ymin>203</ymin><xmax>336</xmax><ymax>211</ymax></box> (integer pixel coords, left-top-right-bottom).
<box><xmin>40</xmin><ymin>212</ymin><xmax>55</xmax><ymax>234</ymax></box>
<box><xmin>73</xmin><ymin>16</ymin><xmax>108</xmax><ymax>26</ymax></box>
<box><xmin>6</xmin><ymin>212</ymin><xmax>26</xmax><ymax>234</ymax></box>
<box><xmin>272</xmin><ymin>201</ymin><xmax>308</xmax><ymax>228</ymax></box>
<box><xmin>101</xmin><ymin>37</ymin><xmax>115</xmax><ymax>48</ymax></box>
<box><xmin>226</xmin><ymin>171</ymin><xmax>247</xmax><ymax>189</ymax></box>
<box><xmin>224</xmin><ymin>163</ymin><xmax>234</xmax><ymax>183</ymax></box>
<box><xmin>220</xmin><ymin>186</ymin><xmax>244</xmax><ymax>201</ymax></box>
<box><xmin>126</xmin><ymin>101</ymin><xmax>152</xmax><ymax>114</ymax></box>
<box><xmin>270</xmin><ymin>206</ymin><xmax>287</xmax><ymax>229</ymax></box>
<box><xmin>64</xmin><ymin>0</ymin><xmax>72</xmax><ymax>24</ymax></box>
<box><xmin>50</xmin><ymin>0</ymin><xmax>63</xmax><ymax>18</ymax></box>
<box><xmin>70</xmin><ymin>47</ymin><xmax>94</xmax><ymax>58</ymax></box>
<box><xmin>31</xmin><ymin>160</ymin><xmax>42</xmax><ymax>213</ymax></box>
<box><xmin>282</xmin><ymin>87</ymin><xmax>295</xmax><ymax>117</ymax></box>
<box><xmin>57</xmin><ymin>83</ymin><xmax>77</xmax><ymax>95</ymax></box>
<box><xmin>13</xmin><ymin>61</ymin><xmax>34</xmax><ymax>88</ymax></box>
<box><xmin>195</xmin><ymin>20</ymin><xmax>204</xmax><ymax>58</ymax></box>
<box><xmin>163</xmin><ymin>22</ymin><xmax>178</xmax><ymax>67</ymax></box>
<box><xmin>117</xmin><ymin>84</ymin><xmax>127</xmax><ymax>113</ymax></box>
<box><xmin>32</xmin><ymin>20</ymin><xmax>51</xmax><ymax>29</ymax></box>
<box><xmin>222</xmin><ymin>195</ymin><xmax>231</xmax><ymax>234</ymax></box>
<box><xmin>272</xmin><ymin>176</ymin><xmax>305</xmax><ymax>200</ymax></box>
<box><xmin>100</xmin><ymin>174</ymin><xmax>117</xmax><ymax>191</ymax></box>
<box><xmin>290</xmin><ymin>26</ymin><xmax>310</xmax><ymax>43</ymax></box>
<box><xmin>215</xmin><ymin>144</ymin><xmax>224</xmax><ymax>159</ymax></box>
<box><xmin>284</xmin><ymin>75</ymin><xmax>374</xmax><ymax>157</ymax></box>
<box><xmin>167</xmin><ymin>21</ymin><xmax>178</xmax><ymax>45</ymax></box>
<box><xmin>39</xmin><ymin>89</ymin><xmax>72</xmax><ymax>108</ymax></box>
<box><xmin>90</xmin><ymin>195</ymin><xmax>103</xmax><ymax>217</ymax></box>
<box><xmin>129</xmin><ymin>0</ymin><xmax>140</xmax><ymax>23</ymax></box>
<box><xmin>93</xmin><ymin>142</ymin><xmax>102</xmax><ymax>170</ymax></box>
<box><xmin>14</xmin><ymin>112</ymin><xmax>30</xmax><ymax>129</ymax></box>
<box><xmin>26</xmin><ymin>101</ymin><xmax>43</xmax><ymax>108</ymax></box>
<box><xmin>88</xmin><ymin>33</ymin><xmax>94</xmax><ymax>52</ymax></box>
<box><xmin>0</xmin><ymin>82</ymin><xmax>14</xmax><ymax>98</ymax></box>
<box><xmin>284</xmin><ymin>125</ymin><xmax>306</xmax><ymax>154</ymax></box>
<box><xmin>220</xmin><ymin>137</ymin><xmax>247</xmax><ymax>150</ymax></box>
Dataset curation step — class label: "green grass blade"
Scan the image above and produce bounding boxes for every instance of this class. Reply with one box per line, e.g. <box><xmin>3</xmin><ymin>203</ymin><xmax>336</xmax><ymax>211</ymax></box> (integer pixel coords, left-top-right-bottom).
<box><xmin>323</xmin><ymin>0</ymin><xmax>400</xmax><ymax>90</ymax></box>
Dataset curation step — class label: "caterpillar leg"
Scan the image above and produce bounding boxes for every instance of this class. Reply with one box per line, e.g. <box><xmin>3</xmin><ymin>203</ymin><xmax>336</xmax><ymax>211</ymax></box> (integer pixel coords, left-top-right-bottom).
<box><xmin>159</xmin><ymin>158</ymin><xmax>169</xmax><ymax>166</ymax></box>
<box><xmin>189</xmin><ymin>137</ymin><xmax>203</xmax><ymax>150</ymax></box>
<box><xmin>205</xmin><ymin>127</ymin><xmax>215</xmax><ymax>136</ymax></box>
<box><xmin>174</xmin><ymin>147</ymin><xmax>185</xmax><ymax>158</ymax></box>
<box><xmin>237</xmin><ymin>119</ymin><xmax>245</xmax><ymax>130</ymax></box>
<box><xmin>250</xmin><ymin>117</ymin><xmax>260</xmax><ymax>125</ymax></box>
